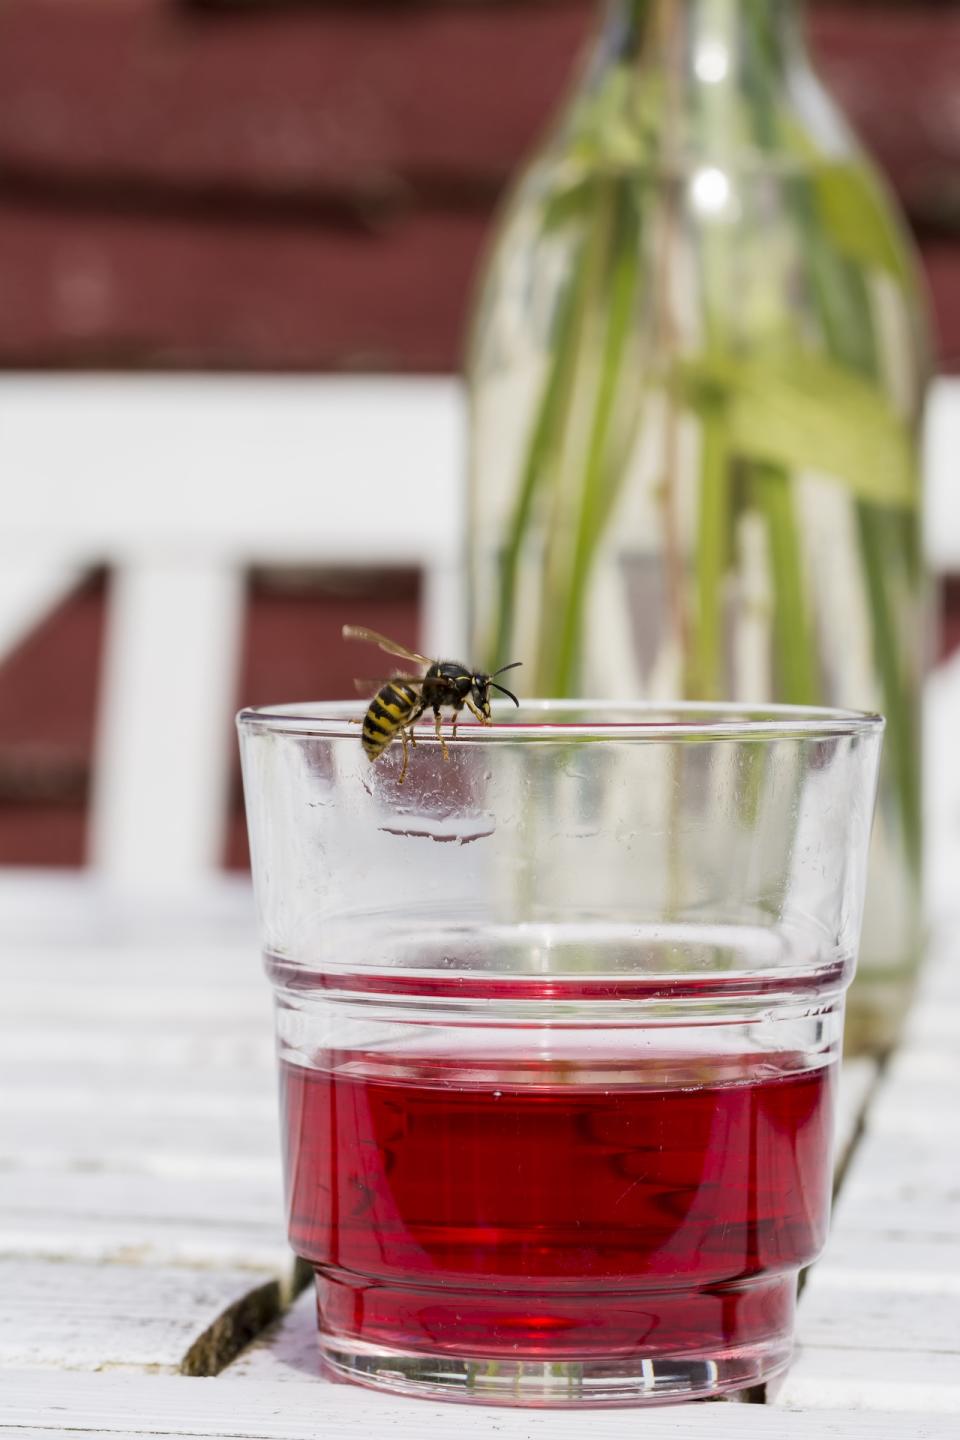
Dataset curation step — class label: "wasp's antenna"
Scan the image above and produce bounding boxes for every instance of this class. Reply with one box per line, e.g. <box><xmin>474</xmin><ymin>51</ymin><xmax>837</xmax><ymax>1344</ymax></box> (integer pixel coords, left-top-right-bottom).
<box><xmin>492</xmin><ymin>661</ymin><xmax>523</xmax><ymax>678</ymax></box>
<box><xmin>491</xmin><ymin>682</ymin><xmax>520</xmax><ymax>707</ymax></box>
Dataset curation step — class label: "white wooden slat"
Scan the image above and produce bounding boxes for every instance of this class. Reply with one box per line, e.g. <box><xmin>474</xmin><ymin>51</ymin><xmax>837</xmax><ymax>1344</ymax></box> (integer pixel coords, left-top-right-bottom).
<box><xmin>885</xmin><ymin>1047</ymin><xmax>960</xmax><ymax>1082</ymax></box>
<box><xmin>0</xmin><ymin>1100</ymin><xmax>280</xmax><ymax>1180</ymax></box>
<box><xmin>0</xmin><ymin>871</ymin><xmax>256</xmax><ymax>946</ymax></box>
<box><xmin>0</xmin><ymin>1433</ymin><xmax>156</xmax><ymax>1439</ymax></box>
<box><xmin>1</xmin><ymin>1371</ymin><xmax>957</xmax><ymax>1439</ymax></box>
<box><xmin>0</xmin><ymin>1018</ymin><xmax>279</xmax><ymax>1177</ymax></box>
<box><xmin>0</xmin><ymin>1023</ymin><xmax>273</xmax><ymax>1072</ymax></box>
<box><xmin>0</xmin><ymin>1169</ymin><xmax>289</xmax><ymax>1274</ymax></box>
<box><xmin>0</xmin><ymin>1061</ymin><xmax>273</xmax><ymax>1101</ymax></box>
<box><xmin>832</xmin><ymin>1131</ymin><xmax>960</xmax><ymax>1234</ymax></box>
<box><xmin>0</xmin><ymin>1168</ymin><xmax>282</xmax><ymax>1233</ymax></box>
<box><xmin>831</xmin><ymin>1194</ymin><xmax>960</xmax><ymax>1246</ymax></box>
<box><xmin>0</xmin><ymin>376</ymin><xmax>463</xmax><ymax>566</ymax></box>
<box><xmin>833</xmin><ymin>1057</ymin><xmax>878</xmax><ymax>1173</ymax></box>
<box><xmin>420</xmin><ymin>557</ymin><xmax>468</xmax><ymax>661</ymax></box>
<box><xmin>772</xmin><ymin>1348</ymin><xmax>960</xmax><ymax>1414</ymax></box>
<box><xmin>0</xmin><ymin>1212</ymin><xmax>289</xmax><ymax>1279</ymax></box>
<box><xmin>865</xmin><ymin>1080</ymin><xmax>960</xmax><ymax>1141</ymax></box>
<box><xmin>811</xmin><ymin>1232</ymin><xmax>960</xmax><ymax>1289</ymax></box>
<box><xmin>0</xmin><ymin>936</ymin><xmax>267</xmax><ymax>1055</ymax></box>
<box><xmin>0</xmin><ymin>918</ymin><xmax>290</xmax><ymax>1278</ymax></box>
<box><xmin>0</xmin><ymin>976</ymin><xmax>268</xmax><ymax>1025</ymax></box>
<box><xmin>834</xmin><ymin>1131</ymin><xmax>960</xmax><ymax>1190</ymax></box>
<box><xmin>0</xmin><ymin>930</ymin><xmax>281</xmax><ymax>1181</ymax></box>
<box><xmin>222</xmin><ymin>1289</ymin><xmax>318</xmax><ymax>1384</ymax></box>
<box><xmin>803</xmin><ymin>1230</ymin><xmax>960</xmax><ymax>1296</ymax></box>
<box><xmin>5</xmin><ymin>371</ymin><xmax>956</xmax><ymax>575</ymax></box>
<box><xmin>1</xmin><ymin>1084</ymin><xmax>276</xmax><ymax>1126</ymax></box>
<box><xmin>0</xmin><ymin>932</ymin><xmax>262</xmax><ymax>993</ymax></box>
<box><xmin>913</xmin><ymin>932</ymin><xmax>960</xmax><ymax>986</ymax></box>
<box><xmin>901</xmin><ymin>946</ymin><xmax>960</xmax><ymax>1029</ymax></box>
<box><xmin>90</xmin><ymin>561</ymin><xmax>246</xmax><ymax>892</ymax></box>
<box><xmin>829</xmin><ymin>1194</ymin><xmax>960</xmax><ymax>1245</ymax></box>
<box><xmin>793</xmin><ymin>1282</ymin><xmax>960</xmax><ymax>1358</ymax></box>
<box><xmin>0</xmin><ymin>1261</ymin><xmax>280</xmax><ymax>1374</ymax></box>
<box><xmin>0</xmin><ymin>1214</ymin><xmax>288</xmax><ymax>1278</ymax></box>
<box><xmin>899</xmin><ymin>999</ymin><xmax>960</xmax><ymax>1055</ymax></box>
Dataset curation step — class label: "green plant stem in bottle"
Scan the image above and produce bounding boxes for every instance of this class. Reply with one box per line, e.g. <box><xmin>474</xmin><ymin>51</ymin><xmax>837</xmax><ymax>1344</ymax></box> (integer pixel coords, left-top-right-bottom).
<box><xmin>467</xmin><ymin>0</ymin><xmax>929</xmax><ymax>1054</ymax></box>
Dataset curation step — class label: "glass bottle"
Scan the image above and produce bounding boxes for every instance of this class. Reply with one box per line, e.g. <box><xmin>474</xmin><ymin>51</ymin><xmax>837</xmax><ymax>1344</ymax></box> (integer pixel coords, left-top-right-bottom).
<box><xmin>467</xmin><ymin>0</ymin><xmax>929</xmax><ymax>1053</ymax></box>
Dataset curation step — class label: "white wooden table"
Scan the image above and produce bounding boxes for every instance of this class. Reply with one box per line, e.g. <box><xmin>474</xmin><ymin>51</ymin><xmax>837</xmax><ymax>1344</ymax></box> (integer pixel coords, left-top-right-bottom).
<box><xmin>1</xmin><ymin>875</ymin><xmax>958</xmax><ymax>1437</ymax></box>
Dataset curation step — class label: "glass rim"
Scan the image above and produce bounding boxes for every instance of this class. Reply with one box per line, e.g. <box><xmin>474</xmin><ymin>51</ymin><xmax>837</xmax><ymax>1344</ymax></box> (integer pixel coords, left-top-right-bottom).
<box><xmin>236</xmin><ymin>699</ymin><xmax>884</xmax><ymax>744</ymax></box>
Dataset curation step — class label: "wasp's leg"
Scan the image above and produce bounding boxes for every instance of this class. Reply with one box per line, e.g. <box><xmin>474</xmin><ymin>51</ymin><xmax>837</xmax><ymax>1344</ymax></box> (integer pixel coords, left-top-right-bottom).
<box><xmin>397</xmin><ymin>728</ymin><xmax>412</xmax><ymax>784</ymax></box>
<box><xmin>408</xmin><ymin>700</ymin><xmax>425</xmax><ymax>747</ymax></box>
<box><xmin>433</xmin><ymin>708</ymin><xmax>450</xmax><ymax>762</ymax></box>
<box><xmin>465</xmin><ymin>696</ymin><xmax>491</xmax><ymax>725</ymax></box>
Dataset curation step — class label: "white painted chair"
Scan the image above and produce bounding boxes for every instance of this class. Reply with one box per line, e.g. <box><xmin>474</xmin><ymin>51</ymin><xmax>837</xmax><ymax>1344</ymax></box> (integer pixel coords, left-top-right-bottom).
<box><xmin>2</xmin><ymin>373</ymin><xmax>958</xmax><ymax>902</ymax></box>
<box><xmin>0</xmin><ymin>376</ymin><xmax>465</xmax><ymax>897</ymax></box>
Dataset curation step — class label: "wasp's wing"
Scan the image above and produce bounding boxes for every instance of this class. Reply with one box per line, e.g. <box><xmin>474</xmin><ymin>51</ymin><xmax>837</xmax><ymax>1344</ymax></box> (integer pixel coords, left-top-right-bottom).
<box><xmin>353</xmin><ymin>675</ymin><xmax>425</xmax><ymax>697</ymax></box>
<box><xmin>342</xmin><ymin>625</ymin><xmax>432</xmax><ymax>668</ymax></box>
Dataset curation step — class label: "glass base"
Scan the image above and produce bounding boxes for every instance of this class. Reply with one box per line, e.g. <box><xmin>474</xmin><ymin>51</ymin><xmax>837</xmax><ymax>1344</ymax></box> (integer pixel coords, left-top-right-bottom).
<box><xmin>319</xmin><ymin>1335</ymin><xmax>792</xmax><ymax>1407</ymax></box>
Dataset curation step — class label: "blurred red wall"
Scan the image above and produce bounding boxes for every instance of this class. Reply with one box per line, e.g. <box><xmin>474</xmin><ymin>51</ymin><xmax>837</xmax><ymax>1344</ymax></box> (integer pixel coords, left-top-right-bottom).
<box><xmin>1</xmin><ymin>0</ymin><xmax>959</xmax><ymax>371</ymax></box>
<box><xmin>2</xmin><ymin>0</ymin><xmax>957</xmax><ymax>865</ymax></box>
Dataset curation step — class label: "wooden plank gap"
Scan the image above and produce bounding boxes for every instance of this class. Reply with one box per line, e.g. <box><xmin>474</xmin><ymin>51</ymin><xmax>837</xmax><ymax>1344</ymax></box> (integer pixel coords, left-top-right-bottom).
<box><xmin>181</xmin><ymin>1278</ymin><xmax>284</xmax><ymax>1378</ymax></box>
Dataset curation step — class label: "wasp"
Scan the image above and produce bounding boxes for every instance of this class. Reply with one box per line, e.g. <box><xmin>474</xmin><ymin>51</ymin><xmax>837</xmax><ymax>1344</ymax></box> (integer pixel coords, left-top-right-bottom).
<box><xmin>343</xmin><ymin>625</ymin><xmax>521</xmax><ymax>783</ymax></box>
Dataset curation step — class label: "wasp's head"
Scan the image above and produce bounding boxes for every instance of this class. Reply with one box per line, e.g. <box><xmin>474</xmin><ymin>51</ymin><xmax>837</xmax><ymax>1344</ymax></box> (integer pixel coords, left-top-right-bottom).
<box><xmin>472</xmin><ymin>661</ymin><xmax>522</xmax><ymax>718</ymax></box>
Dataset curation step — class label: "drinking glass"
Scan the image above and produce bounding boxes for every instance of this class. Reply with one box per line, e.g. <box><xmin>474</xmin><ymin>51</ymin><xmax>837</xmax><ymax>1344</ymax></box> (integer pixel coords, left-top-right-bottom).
<box><xmin>238</xmin><ymin>701</ymin><xmax>883</xmax><ymax>1406</ymax></box>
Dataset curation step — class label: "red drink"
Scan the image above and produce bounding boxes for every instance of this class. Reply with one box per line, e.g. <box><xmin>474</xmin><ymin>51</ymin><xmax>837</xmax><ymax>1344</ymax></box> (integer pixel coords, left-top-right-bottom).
<box><xmin>281</xmin><ymin>1048</ymin><xmax>835</xmax><ymax>1365</ymax></box>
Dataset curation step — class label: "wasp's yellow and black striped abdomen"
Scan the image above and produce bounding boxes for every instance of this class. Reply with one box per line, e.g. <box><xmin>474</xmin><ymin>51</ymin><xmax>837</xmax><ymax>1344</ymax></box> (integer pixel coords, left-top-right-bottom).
<box><xmin>361</xmin><ymin>681</ymin><xmax>422</xmax><ymax>761</ymax></box>
<box><xmin>344</xmin><ymin>624</ymin><xmax>521</xmax><ymax>782</ymax></box>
